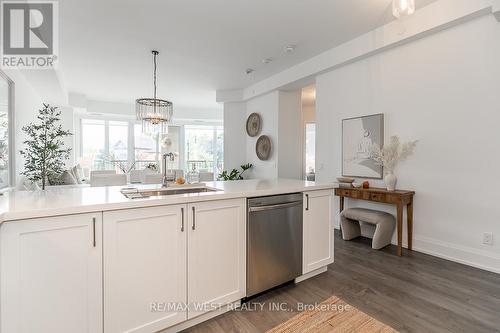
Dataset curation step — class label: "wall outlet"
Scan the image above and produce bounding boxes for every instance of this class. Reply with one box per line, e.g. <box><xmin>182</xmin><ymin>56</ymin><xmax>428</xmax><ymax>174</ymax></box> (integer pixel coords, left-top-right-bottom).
<box><xmin>483</xmin><ymin>232</ymin><xmax>493</xmax><ymax>245</ymax></box>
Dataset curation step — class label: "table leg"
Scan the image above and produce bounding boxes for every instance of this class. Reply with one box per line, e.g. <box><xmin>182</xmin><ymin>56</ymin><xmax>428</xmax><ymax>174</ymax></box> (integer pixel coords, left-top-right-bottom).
<box><xmin>407</xmin><ymin>201</ymin><xmax>413</xmax><ymax>251</ymax></box>
<box><xmin>397</xmin><ymin>203</ymin><xmax>403</xmax><ymax>256</ymax></box>
<box><xmin>339</xmin><ymin>196</ymin><xmax>344</xmax><ymax>234</ymax></box>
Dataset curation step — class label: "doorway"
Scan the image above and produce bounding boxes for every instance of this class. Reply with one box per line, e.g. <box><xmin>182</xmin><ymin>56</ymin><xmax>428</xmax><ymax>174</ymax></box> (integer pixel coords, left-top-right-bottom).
<box><xmin>301</xmin><ymin>85</ymin><xmax>316</xmax><ymax>181</ymax></box>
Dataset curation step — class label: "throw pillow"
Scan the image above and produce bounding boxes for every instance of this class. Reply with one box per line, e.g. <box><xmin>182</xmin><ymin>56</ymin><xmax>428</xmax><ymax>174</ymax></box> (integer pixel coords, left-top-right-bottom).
<box><xmin>72</xmin><ymin>165</ymin><xmax>83</xmax><ymax>184</ymax></box>
<box><xmin>61</xmin><ymin>170</ymin><xmax>78</xmax><ymax>185</ymax></box>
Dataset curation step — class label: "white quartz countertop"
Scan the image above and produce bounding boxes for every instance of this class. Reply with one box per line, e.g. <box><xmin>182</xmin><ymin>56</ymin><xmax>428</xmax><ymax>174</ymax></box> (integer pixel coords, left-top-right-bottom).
<box><xmin>0</xmin><ymin>179</ymin><xmax>335</xmax><ymax>222</ymax></box>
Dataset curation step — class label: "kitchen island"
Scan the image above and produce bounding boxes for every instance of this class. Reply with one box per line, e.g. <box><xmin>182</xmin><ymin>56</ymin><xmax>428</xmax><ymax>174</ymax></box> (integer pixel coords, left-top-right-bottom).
<box><xmin>0</xmin><ymin>179</ymin><xmax>335</xmax><ymax>333</ymax></box>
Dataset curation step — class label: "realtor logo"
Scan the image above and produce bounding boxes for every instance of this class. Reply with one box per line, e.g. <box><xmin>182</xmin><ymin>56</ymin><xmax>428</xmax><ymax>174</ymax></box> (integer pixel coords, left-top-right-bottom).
<box><xmin>1</xmin><ymin>1</ymin><xmax>58</xmax><ymax>68</ymax></box>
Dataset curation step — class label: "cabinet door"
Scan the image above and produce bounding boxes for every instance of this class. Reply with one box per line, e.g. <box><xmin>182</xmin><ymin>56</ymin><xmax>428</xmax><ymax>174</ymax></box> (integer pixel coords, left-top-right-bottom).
<box><xmin>187</xmin><ymin>198</ymin><xmax>246</xmax><ymax>319</ymax></box>
<box><xmin>1</xmin><ymin>213</ymin><xmax>103</xmax><ymax>333</ymax></box>
<box><xmin>103</xmin><ymin>205</ymin><xmax>187</xmax><ymax>333</ymax></box>
<box><xmin>303</xmin><ymin>189</ymin><xmax>334</xmax><ymax>274</ymax></box>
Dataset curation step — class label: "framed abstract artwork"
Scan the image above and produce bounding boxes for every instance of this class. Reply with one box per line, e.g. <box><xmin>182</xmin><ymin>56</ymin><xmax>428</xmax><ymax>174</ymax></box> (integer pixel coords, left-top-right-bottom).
<box><xmin>342</xmin><ymin>113</ymin><xmax>384</xmax><ymax>179</ymax></box>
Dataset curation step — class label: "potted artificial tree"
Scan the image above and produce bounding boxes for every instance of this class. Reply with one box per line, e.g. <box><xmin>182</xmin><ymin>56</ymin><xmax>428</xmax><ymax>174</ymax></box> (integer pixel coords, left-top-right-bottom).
<box><xmin>20</xmin><ymin>104</ymin><xmax>72</xmax><ymax>190</ymax></box>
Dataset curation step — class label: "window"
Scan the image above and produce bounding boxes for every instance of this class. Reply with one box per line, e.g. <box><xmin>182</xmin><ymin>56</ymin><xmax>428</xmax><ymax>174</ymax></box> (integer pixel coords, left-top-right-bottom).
<box><xmin>185</xmin><ymin>125</ymin><xmax>214</xmax><ymax>170</ymax></box>
<box><xmin>305</xmin><ymin>123</ymin><xmax>316</xmax><ymax>181</ymax></box>
<box><xmin>109</xmin><ymin>121</ymin><xmax>128</xmax><ymax>161</ymax></box>
<box><xmin>81</xmin><ymin>119</ymin><xmax>106</xmax><ymax>171</ymax></box>
<box><xmin>0</xmin><ymin>72</ymin><xmax>12</xmax><ymax>189</ymax></box>
<box><xmin>134</xmin><ymin>123</ymin><xmax>159</xmax><ymax>169</ymax></box>
<box><xmin>80</xmin><ymin>118</ymin><xmax>216</xmax><ymax>176</ymax></box>
<box><xmin>216</xmin><ymin>126</ymin><xmax>224</xmax><ymax>174</ymax></box>
<box><xmin>80</xmin><ymin>119</ymin><xmax>130</xmax><ymax>172</ymax></box>
<box><xmin>185</xmin><ymin>125</ymin><xmax>223</xmax><ymax>179</ymax></box>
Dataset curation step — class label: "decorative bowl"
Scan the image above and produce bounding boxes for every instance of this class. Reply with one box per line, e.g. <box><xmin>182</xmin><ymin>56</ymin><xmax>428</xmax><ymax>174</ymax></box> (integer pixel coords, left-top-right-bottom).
<box><xmin>336</xmin><ymin>177</ymin><xmax>354</xmax><ymax>183</ymax></box>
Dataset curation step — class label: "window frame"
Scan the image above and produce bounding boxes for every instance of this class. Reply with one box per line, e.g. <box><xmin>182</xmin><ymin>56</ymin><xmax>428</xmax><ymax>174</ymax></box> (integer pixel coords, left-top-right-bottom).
<box><xmin>77</xmin><ymin>115</ymin><xmax>189</xmax><ymax>172</ymax></box>
<box><xmin>184</xmin><ymin>124</ymin><xmax>224</xmax><ymax>179</ymax></box>
<box><xmin>132</xmin><ymin>122</ymin><xmax>161</xmax><ymax>168</ymax></box>
<box><xmin>78</xmin><ymin>117</ymin><xmax>143</xmax><ymax>169</ymax></box>
<box><xmin>0</xmin><ymin>69</ymin><xmax>14</xmax><ymax>188</ymax></box>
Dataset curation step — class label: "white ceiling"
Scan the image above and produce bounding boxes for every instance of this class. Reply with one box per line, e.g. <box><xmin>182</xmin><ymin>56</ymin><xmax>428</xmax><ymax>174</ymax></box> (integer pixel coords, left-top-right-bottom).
<box><xmin>59</xmin><ymin>0</ymin><xmax>437</xmax><ymax>112</ymax></box>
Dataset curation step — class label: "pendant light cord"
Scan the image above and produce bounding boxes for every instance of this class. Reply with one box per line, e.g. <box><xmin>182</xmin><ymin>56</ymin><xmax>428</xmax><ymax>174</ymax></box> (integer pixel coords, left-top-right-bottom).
<box><xmin>153</xmin><ymin>51</ymin><xmax>157</xmax><ymax>100</ymax></box>
<box><xmin>152</xmin><ymin>50</ymin><xmax>159</xmax><ymax>113</ymax></box>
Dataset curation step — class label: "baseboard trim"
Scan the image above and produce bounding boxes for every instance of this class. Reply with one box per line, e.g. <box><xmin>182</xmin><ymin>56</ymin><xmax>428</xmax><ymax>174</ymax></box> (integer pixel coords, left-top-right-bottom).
<box><xmin>333</xmin><ymin>226</ymin><xmax>500</xmax><ymax>274</ymax></box>
<box><xmin>295</xmin><ymin>266</ymin><xmax>328</xmax><ymax>283</ymax></box>
<box><xmin>411</xmin><ymin>235</ymin><xmax>500</xmax><ymax>274</ymax></box>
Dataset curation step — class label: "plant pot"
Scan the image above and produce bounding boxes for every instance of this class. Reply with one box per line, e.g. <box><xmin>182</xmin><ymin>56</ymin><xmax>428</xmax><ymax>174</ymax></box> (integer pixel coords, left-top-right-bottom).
<box><xmin>384</xmin><ymin>171</ymin><xmax>397</xmax><ymax>191</ymax></box>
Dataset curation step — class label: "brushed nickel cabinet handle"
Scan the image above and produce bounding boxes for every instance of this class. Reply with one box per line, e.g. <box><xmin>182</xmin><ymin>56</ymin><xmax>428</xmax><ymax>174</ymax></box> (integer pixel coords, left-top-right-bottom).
<box><xmin>92</xmin><ymin>217</ymin><xmax>96</xmax><ymax>247</ymax></box>
<box><xmin>181</xmin><ymin>207</ymin><xmax>185</xmax><ymax>232</ymax></box>
<box><xmin>192</xmin><ymin>206</ymin><xmax>196</xmax><ymax>230</ymax></box>
<box><xmin>305</xmin><ymin>194</ymin><xmax>309</xmax><ymax>211</ymax></box>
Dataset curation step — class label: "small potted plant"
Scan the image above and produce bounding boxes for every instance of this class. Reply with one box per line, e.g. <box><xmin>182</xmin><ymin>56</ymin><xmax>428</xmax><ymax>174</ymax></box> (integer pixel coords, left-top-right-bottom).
<box><xmin>218</xmin><ymin>163</ymin><xmax>253</xmax><ymax>181</ymax></box>
<box><xmin>369</xmin><ymin>136</ymin><xmax>417</xmax><ymax>191</ymax></box>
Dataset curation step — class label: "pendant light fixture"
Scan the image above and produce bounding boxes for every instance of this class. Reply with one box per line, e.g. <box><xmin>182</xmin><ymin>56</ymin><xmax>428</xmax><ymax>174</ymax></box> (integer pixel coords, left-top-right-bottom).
<box><xmin>392</xmin><ymin>0</ymin><xmax>415</xmax><ymax>19</ymax></box>
<box><xmin>136</xmin><ymin>50</ymin><xmax>173</xmax><ymax>135</ymax></box>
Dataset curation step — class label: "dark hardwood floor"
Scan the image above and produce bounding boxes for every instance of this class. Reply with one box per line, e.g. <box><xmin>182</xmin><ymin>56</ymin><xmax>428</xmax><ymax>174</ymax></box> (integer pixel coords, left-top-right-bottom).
<box><xmin>182</xmin><ymin>230</ymin><xmax>500</xmax><ymax>333</ymax></box>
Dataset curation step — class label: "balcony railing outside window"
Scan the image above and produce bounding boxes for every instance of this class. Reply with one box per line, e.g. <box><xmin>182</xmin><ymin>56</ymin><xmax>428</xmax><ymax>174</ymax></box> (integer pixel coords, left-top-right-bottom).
<box><xmin>79</xmin><ymin>118</ymin><xmax>223</xmax><ymax>181</ymax></box>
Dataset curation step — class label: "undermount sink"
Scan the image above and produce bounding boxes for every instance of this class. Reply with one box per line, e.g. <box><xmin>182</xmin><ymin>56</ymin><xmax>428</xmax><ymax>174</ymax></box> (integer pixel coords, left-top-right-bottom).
<box><xmin>121</xmin><ymin>186</ymin><xmax>219</xmax><ymax>199</ymax></box>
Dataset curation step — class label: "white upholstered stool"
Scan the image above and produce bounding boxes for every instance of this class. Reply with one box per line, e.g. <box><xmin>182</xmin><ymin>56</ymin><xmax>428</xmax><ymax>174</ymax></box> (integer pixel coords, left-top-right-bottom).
<box><xmin>340</xmin><ymin>208</ymin><xmax>396</xmax><ymax>250</ymax></box>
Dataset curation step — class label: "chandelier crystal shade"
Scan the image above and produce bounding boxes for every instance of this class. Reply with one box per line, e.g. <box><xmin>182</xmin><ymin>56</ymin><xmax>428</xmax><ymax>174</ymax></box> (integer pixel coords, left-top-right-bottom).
<box><xmin>136</xmin><ymin>50</ymin><xmax>173</xmax><ymax>135</ymax></box>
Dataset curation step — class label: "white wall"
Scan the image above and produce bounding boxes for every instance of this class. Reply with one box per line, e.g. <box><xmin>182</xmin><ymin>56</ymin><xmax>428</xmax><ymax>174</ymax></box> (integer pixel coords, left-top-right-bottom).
<box><xmin>316</xmin><ymin>14</ymin><xmax>500</xmax><ymax>273</ymax></box>
<box><xmin>5</xmin><ymin>70</ymin><xmax>72</xmax><ymax>182</ymax></box>
<box><xmin>277</xmin><ymin>91</ymin><xmax>302</xmax><ymax>179</ymax></box>
<box><xmin>246</xmin><ymin>91</ymin><xmax>279</xmax><ymax>179</ymax></box>
<box><xmin>302</xmin><ymin>105</ymin><xmax>315</xmax><ymax>123</ymax></box>
<box><xmin>242</xmin><ymin>90</ymin><xmax>303</xmax><ymax>180</ymax></box>
<box><xmin>6</xmin><ymin>71</ymin><xmax>43</xmax><ymax>178</ymax></box>
<box><xmin>223</xmin><ymin>102</ymin><xmax>247</xmax><ymax>171</ymax></box>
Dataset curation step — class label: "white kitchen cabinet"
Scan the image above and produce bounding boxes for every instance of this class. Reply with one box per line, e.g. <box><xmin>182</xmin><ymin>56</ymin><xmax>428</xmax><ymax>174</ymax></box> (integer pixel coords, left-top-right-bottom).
<box><xmin>187</xmin><ymin>198</ymin><xmax>246</xmax><ymax>319</ymax></box>
<box><xmin>0</xmin><ymin>213</ymin><xmax>103</xmax><ymax>333</ymax></box>
<box><xmin>303</xmin><ymin>189</ymin><xmax>334</xmax><ymax>274</ymax></box>
<box><xmin>103</xmin><ymin>205</ymin><xmax>187</xmax><ymax>333</ymax></box>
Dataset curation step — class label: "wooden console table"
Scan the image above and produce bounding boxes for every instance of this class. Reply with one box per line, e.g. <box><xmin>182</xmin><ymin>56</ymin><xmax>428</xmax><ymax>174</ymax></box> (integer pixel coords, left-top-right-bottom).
<box><xmin>334</xmin><ymin>187</ymin><xmax>415</xmax><ymax>256</ymax></box>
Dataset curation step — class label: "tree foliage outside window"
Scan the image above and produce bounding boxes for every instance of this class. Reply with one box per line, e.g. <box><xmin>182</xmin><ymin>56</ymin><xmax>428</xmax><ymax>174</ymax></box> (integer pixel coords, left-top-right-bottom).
<box><xmin>20</xmin><ymin>104</ymin><xmax>72</xmax><ymax>190</ymax></box>
<box><xmin>185</xmin><ymin>125</ymin><xmax>224</xmax><ymax>177</ymax></box>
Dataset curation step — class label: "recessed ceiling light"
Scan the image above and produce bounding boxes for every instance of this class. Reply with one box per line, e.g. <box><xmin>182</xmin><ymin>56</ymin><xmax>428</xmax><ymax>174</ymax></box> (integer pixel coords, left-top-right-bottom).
<box><xmin>245</xmin><ymin>68</ymin><xmax>255</xmax><ymax>75</ymax></box>
<box><xmin>284</xmin><ymin>45</ymin><xmax>296</xmax><ymax>53</ymax></box>
<box><xmin>262</xmin><ymin>58</ymin><xmax>273</xmax><ymax>64</ymax></box>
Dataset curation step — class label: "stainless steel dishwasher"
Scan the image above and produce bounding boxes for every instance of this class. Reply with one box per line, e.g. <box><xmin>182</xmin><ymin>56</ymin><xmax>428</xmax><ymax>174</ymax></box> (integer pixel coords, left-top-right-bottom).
<box><xmin>247</xmin><ymin>193</ymin><xmax>303</xmax><ymax>297</ymax></box>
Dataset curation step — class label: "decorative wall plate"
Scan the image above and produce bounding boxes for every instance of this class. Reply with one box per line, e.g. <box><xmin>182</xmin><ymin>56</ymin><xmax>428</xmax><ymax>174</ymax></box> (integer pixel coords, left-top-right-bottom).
<box><xmin>246</xmin><ymin>113</ymin><xmax>262</xmax><ymax>137</ymax></box>
<box><xmin>256</xmin><ymin>135</ymin><xmax>272</xmax><ymax>160</ymax></box>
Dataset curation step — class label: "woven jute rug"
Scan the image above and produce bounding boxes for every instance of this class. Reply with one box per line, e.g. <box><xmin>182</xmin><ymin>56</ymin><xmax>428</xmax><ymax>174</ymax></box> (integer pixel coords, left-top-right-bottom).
<box><xmin>266</xmin><ymin>296</ymin><xmax>398</xmax><ymax>333</ymax></box>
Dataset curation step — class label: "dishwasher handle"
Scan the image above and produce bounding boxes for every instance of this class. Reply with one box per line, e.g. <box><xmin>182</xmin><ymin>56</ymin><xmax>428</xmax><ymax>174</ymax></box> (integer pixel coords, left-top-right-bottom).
<box><xmin>248</xmin><ymin>200</ymin><xmax>302</xmax><ymax>212</ymax></box>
